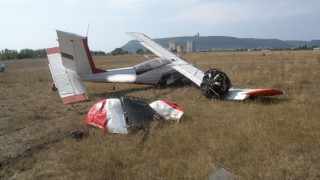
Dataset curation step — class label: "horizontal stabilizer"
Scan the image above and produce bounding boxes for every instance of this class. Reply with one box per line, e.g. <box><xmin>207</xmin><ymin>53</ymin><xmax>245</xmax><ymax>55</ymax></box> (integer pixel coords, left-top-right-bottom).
<box><xmin>46</xmin><ymin>47</ymin><xmax>90</xmax><ymax>104</ymax></box>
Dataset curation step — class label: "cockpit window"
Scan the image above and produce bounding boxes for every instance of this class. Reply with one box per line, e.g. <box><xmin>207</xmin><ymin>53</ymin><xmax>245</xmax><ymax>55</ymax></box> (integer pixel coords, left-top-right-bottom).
<box><xmin>134</xmin><ymin>58</ymin><xmax>171</xmax><ymax>75</ymax></box>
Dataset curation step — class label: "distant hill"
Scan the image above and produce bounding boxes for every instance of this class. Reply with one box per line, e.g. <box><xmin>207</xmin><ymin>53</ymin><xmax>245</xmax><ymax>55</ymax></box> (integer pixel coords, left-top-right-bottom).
<box><xmin>121</xmin><ymin>36</ymin><xmax>320</xmax><ymax>52</ymax></box>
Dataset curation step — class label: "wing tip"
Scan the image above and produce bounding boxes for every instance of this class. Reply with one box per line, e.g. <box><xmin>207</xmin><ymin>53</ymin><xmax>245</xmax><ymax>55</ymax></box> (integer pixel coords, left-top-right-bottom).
<box><xmin>245</xmin><ymin>89</ymin><xmax>284</xmax><ymax>96</ymax></box>
<box><xmin>127</xmin><ymin>32</ymin><xmax>142</xmax><ymax>34</ymax></box>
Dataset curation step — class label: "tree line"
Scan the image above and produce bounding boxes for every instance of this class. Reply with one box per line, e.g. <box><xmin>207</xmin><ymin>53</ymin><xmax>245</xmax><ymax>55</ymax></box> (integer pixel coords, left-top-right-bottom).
<box><xmin>0</xmin><ymin>49</ymin><xmax>109</xmax><ymax>60</ymax></box>
<box><xmin>110</xmin><ymin>48</ymin><xmax>151</xmax><ymax>55</ymax></box>
<box><xmin>0</xmin><ymin>49</ymin><xmax>47</xmax><ymax>60</ymax></box>
<box><xmin>0</xmin><ymin>47</ymin><xmax>151</xmax><ymax>60</ymax></box>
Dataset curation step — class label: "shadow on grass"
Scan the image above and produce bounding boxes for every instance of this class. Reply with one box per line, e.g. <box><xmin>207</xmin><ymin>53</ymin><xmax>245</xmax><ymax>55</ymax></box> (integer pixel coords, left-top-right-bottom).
<box><xmin>244</xmin><ymin>96</ymin><xmax>289</xmax><ymax>105</ymax></box>
<box><xmin>89</xmin><ymin>86</ymin><xmax>155</xmax><ymax>101</ymax></box>
<box><xmin>89</xmin><ymin>82</ymin><xmax>199</xmax><ymax>100</ymax></box>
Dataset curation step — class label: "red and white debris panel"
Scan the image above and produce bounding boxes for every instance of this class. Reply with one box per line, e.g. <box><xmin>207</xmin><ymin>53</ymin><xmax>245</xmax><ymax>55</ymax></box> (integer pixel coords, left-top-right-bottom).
<box><xmin>149</xmin><ymin>100</ymin><xmax>184</xmax><ymax>122</ymax></box>
<box><xmin>86</xmin><ymin>97</ymin><xmax>184</xmax><ymax>134</ymax></box>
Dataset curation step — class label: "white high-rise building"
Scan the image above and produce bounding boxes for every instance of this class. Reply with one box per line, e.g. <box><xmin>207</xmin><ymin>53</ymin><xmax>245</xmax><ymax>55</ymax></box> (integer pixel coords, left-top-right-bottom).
<box><xmin>187</xmin><ymin>41</ymin><xmax>195</xmax><ymax>52</ymax></box>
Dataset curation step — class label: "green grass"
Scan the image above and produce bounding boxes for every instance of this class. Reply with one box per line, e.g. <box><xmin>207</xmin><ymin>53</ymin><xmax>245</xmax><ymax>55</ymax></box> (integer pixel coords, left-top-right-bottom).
<box><xmin>0</xmin><ymin>51</ymin><xmax>320</xmax><ymax>179</ymax></box>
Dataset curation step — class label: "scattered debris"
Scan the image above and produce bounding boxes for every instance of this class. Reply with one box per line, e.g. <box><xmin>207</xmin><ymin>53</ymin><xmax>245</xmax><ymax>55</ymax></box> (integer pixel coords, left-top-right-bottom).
<box><xmin>208</xmin><ymin>168</ymin><xmax>236</xmax><ymax>180</ymax></box>
<box><xmin>149</xmin><ymin>100</ymin><xmax>184</xmax><ymax>122</ymax></box>
<box><xmin>87</xmin><ymin>97</ymin><xmax>159</xmax><ymax>134</ymax></box>
<box><xmin>70</xmin><ymin>130</ymin><xmax>88</xmax><ymax>140</ymax></box>
<box><xmin>200</xmin><ymin>69</ymin><xmax>231</xmax><ymax>99</ymax></box>
<box><xmin>51</xmin><ymin>83</ymin><xmax>58</xmax><ymax>91</ymax></box>
<box><xmin>86</xmin><ymin>97</ymin><xmax>184</xmax><ymax>134</ymax></box>
<box><xmin>138</xmin><ymin>126</ymin><xmax>149</xmax><ymax>144</ymax></box>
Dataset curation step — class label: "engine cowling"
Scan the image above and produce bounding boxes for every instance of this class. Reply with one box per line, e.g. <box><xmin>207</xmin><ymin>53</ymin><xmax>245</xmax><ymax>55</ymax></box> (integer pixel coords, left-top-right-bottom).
<box><xmin>200</xmin><ymin>69</ymin><xmax>231</xmax><ymax>99</ymax></box>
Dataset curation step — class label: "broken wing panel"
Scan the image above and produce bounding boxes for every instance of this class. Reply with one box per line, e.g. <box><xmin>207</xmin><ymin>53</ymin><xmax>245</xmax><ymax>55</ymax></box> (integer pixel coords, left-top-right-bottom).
<box><xmin>106</xmin><ymin>99</ymin><xmax>128</xmax><ymax>134</ymax></box>
<box><xmin>128</xmin><ymin>32</ymin><xmax>204</xmax><ymax>86</ymax></box>
<box><xmin>225</xmin><ymin>88</ymin><xmax>284</xmax><ymax>100</ymax></box>
<box><xmin>149</xmin><ymin>100</ymin><xmax>184</xmax><ymax>122</ymax></box>
<box><xmin>121</xmin><ymin>96</ymin><xmax>157</xmax><ymax>131</ymax></box>
<box><xmin>86</xmin><ymin>99</ymin><xmax>128</xmax><ymax>134</ymax></box>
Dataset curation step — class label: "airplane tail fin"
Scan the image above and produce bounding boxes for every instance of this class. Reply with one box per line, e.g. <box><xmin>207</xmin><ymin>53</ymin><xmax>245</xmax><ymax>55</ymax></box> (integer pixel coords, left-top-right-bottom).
<box><xmin>46</xmin><ymin>47</ymin><xmax>90</xmax><ymax>104</ymax></box>
<box><xmin>46</xmin><ymin>30</ymin><xmax>106</xmax><ymax>104</ymax></box>
<box><xmin>56</xmin><ymin>30</ymin><xmax>105</xmax><ymax>75</ymax></box>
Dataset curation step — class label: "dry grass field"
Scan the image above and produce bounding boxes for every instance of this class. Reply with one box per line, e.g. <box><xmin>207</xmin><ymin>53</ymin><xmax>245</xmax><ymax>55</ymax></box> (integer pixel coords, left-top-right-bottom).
<box><xmin>0</xmin><ymin>51</ymin><xmax>320</xmax><ymax>179</ymax></box>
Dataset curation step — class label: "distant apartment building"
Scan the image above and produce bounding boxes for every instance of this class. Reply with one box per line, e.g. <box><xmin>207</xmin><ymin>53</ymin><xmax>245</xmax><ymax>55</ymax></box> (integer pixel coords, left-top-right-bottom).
<box><xmin>177</xmin><ymin>45</ymin><xmax>183</xmax><ymax>53</ymax></box>
<box><xmin>187</xmin><ymin>41</ymin><xmax>195</xmax><ymax>52</ymax></box>
<box><xmin>169</xmin><ymin>42</ymin><xmax>177</xmax><ymax>51</ymax></box>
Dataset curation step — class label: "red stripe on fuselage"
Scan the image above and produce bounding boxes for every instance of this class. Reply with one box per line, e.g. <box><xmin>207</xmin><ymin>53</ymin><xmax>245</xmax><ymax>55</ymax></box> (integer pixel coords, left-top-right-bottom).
<box><xmin>82</xmin><ymin>38</ymin><xmax>106</xmax><ymax>74</ymax></box>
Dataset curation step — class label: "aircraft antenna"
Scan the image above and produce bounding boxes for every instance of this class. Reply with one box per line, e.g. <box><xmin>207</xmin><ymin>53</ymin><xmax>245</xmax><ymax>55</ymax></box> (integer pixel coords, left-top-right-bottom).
<box><xmin>86</xmin><ymin>22</ymin><xmax>90</xmax><ymax>37</ymax></box>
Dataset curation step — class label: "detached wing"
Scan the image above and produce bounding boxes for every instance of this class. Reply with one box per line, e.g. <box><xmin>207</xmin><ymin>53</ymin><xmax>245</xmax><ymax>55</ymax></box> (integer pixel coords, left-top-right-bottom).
<box><xmin>128</xmin><ymin>32</ymin><xmax>284</xmax><ymax>100</ymax></box>
<box><xmin>128</xmin><ymin>32</ymin><xmax>204</xmax><ymax>86</ymax></box>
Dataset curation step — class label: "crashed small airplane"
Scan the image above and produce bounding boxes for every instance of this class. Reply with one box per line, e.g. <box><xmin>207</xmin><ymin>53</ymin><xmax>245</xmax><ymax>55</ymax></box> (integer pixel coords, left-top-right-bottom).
<box><xmin>46</xmin><ymin>30</ymin><xmax>284</xmax><ymax>104</ymax></box>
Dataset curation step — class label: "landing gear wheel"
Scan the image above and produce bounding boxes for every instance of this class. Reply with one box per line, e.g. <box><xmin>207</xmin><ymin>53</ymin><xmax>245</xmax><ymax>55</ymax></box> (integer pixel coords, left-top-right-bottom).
<box><xmin>200</xmin><ymin>69</ymin><xmax>231</xmax><ymax>99</ymax></box>
<box><xmin>51</xmin><ymin>83</ymin><xmax>58</xmax><ymax>91</ymax></box>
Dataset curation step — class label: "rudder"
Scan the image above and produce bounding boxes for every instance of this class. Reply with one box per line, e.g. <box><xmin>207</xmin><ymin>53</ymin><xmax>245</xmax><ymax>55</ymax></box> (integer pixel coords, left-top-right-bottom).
<box><xmin>56</xmin><ymin>30</ymin><xmax>105</xmax><ymax>75</ymax></box>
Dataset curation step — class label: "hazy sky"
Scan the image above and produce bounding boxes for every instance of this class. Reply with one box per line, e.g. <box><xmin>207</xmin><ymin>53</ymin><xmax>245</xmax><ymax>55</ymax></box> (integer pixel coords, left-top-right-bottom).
<box><xmin>0</xmin><ymin>0</ymin><xmax>319</xmax><ymax>52</ymax></box>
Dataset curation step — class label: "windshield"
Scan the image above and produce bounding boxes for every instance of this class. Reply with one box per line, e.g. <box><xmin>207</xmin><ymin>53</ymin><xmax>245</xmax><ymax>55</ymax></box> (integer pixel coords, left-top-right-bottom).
<box><xmin>134</xmin><ymin>58</ymin><xmax>171</xmax><ymax>75</ymax></box>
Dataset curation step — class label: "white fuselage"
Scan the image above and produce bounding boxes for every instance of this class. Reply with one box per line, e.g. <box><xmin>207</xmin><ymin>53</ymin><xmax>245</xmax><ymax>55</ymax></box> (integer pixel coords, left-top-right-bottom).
<box><xmin>80</xmin><ymin>58</ymin><xmax>177</xmax><ymax>85</ymax></box>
